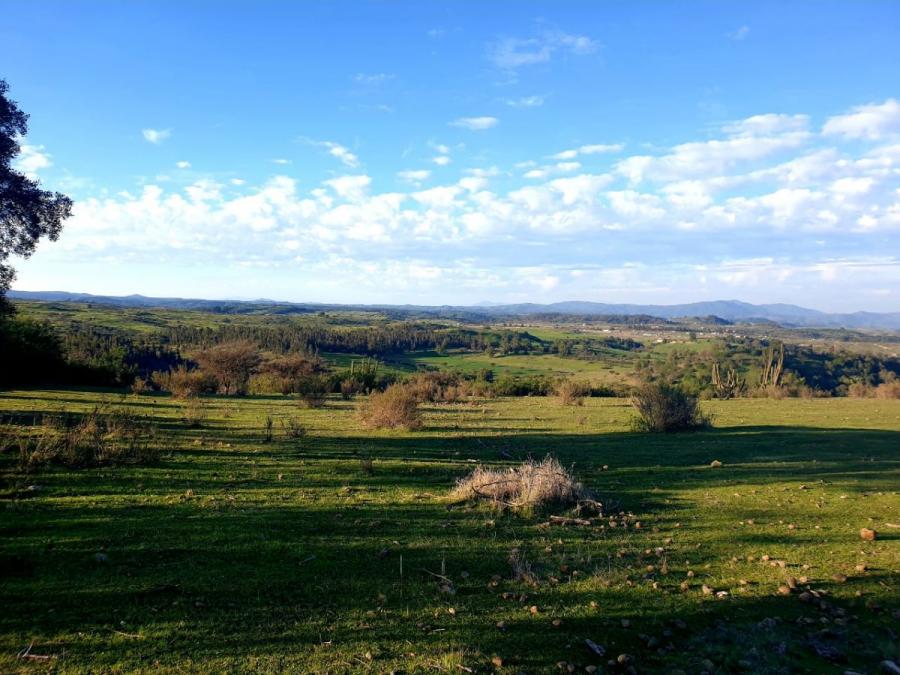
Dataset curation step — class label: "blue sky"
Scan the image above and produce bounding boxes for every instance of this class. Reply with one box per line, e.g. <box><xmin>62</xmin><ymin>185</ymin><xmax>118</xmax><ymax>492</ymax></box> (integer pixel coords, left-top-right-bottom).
<box><xmin>3</xmin><ymin>1</ymin><xmax>900</xmax><ymax>310</ymax></box>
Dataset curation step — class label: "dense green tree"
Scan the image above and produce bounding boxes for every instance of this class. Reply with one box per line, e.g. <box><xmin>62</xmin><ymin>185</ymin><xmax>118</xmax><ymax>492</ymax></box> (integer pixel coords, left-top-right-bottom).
<box><xmin>1</xmin><ymin>78</ymin><xmax>72</xmax><ymax>314</ymax></box>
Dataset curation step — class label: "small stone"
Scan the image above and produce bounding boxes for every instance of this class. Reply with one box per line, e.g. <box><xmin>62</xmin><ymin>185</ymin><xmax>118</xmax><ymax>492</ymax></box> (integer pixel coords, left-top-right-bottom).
<box><xmin>585</xmin><ymin>666</ymin><xmax>598</xmax><ymax>674</ymax></box>
<box><xmin>496</xmin><ymin>620</ymin><xmax>506</xmax><ymax>630</ymax></box>
<box><xmin>855</xmin><ymin>563</ymin><xmax>868</xmax><ymax>572</ymax></box>
<box><xmin>617</xmin><ymin>654</ymin><xmax>631</xmax><ymax>665</ymax></box>
<box><xmin>798</xmin><ymin>591</ymin><xmax>814</xmax><ymax>603</ymax></box>
<box><xmin>832</xmin><ymin>573</ymin><xmax>848</xmax><ymax>583</ymax></box>
<box><xmin>710</xmin><ymin>460</ymin><xmax>723</xmax><ymax>468</ymax></box>
<box><xmin>778</xmin><ymin>585</ymin><xmax>792</xmax><ymax>595</ymax></box>
<box><xmin>491</xmin><ymin>655</ymin><xmax>503</xmax><ymax>668</ymax></box>
<box><xmin>530</xmin><ymin>605</ymin><xmax>539</xmax><ymax>615</ymax></box>
<box><xmin>860</xmin><ymin>528</ymin><xmax>877</xmax><ymax>541</ymax></box>
<box><xmin>702</xmin><ymin>584</ymin><xmax>713</xmax><ymax>595</ymax></box>
<box><xmin>447</xmin><ymin>607</ymin><xmax>456</xmax><ymax>616</ymax></box>
<box><xmin>552</xmin><ymin>618</ymin><xmax>562</xmax><ymax>627</ymax></box>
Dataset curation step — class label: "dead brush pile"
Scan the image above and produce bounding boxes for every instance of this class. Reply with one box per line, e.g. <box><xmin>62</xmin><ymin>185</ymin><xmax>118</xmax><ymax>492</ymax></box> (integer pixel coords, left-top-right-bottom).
<box><xmin>450</xmin><ymin>456</ymin><xmax>590</xmax><ymax>512</ymax></box>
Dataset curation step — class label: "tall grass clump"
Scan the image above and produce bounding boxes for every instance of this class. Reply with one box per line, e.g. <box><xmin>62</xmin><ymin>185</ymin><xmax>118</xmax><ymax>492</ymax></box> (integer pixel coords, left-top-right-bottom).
<box><xmin>556</xmin><ymin>378</ymin><xmax>589</xmax><ymax>406</ymax></box>
<box><xmin>631</xmin><ymin>382</ymin><xmax>710</xmax><ymax>433</ymax></box>
<box><xmin>358</xmin><ymin>384</ymin><xmax>421</xmax><ymax>430</ymax></box>
<box><xmin>450</xmin><ymin>456</ymin><xmax>586</xmax><ymax>511</ymax></box>
<box><xmin>14</xmin><ymin>407</ymin><xmax>159</xmax><ymax>470</ymax></box>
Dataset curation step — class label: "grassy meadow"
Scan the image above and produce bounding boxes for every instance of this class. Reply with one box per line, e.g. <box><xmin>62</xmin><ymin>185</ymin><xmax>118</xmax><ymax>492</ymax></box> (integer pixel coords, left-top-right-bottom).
<box><xmin>2</xmin><ymin>389</ymin><xmax>898</xmax><ymax>673</ymax></box>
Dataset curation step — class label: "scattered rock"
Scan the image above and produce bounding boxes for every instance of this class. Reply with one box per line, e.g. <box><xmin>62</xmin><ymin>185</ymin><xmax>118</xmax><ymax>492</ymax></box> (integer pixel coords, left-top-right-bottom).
<box><xmin>585</xmin><ymin>639</ymin><xmax>606</xmax><ymax>657</ymax></box>
<box><xmin>860</xmin><ymin>528</ymin><xmax>877</xmax><ymax>541</ymax></box>
<box><xmin>778</xmin><ymin>585</ymin><xmax>792</xmax><ymax>595</ymax></box>
<box><xmin>710</xmin><ymin>460</ymin><xmax>723</xmax><ymax>468</ymax></box>
<box><xmin>832</xmin><ymin>573</ymin><xmax>848</xmax><ymax>583</ymax></box>
<box><xmin>881</xmin><ymin>660</ymin><xmax>900</xmax><ymax>675</ymax></box>
<box><xmin>491</xmin><ymin>655</ymin><xmax>503</xmax><ymax>668</ymax></box>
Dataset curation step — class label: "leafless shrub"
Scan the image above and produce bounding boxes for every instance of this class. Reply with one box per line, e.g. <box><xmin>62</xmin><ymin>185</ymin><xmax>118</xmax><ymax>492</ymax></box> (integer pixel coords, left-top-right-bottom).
<box><xmin>557</xmin><ymin>378</ymin><xmax>589</xmax><ymax>406</ymax></box>
<box><xmin>358</xmin><ymin>384</ymin><xmax>422</xmax><ymax>430</ymax></box>
<box><xmin>360</xmin><ymin>456</ymin><xmax>374</xmax><ymax>475</ymax></box>
<box><xmin>450</xmin><ymin>456</ymin><xmax>586</xmax><ymax>511</ymax></box>
<box><xmin>874</xmin><ymin>381</ymin><xmax>900</xmax><ymax>399</ymax></box>
<box><xmin>280</xmin><ymin>416</ymin><xmax>307</xmax><ymax>440</ymax></box>
<box><xmin>195</xmin><ymin>340</ymin><xmax>261</xmax><ymax>395</ymax></box>
<box><xmin>263</xmin><ymin>415</ymin><xmax>274</xmax><ymax>443</ymax></box>
<box><xmin>152</xmin><ymin>366</ymin><xmax>217</xmax><ymax>399</ymax></box>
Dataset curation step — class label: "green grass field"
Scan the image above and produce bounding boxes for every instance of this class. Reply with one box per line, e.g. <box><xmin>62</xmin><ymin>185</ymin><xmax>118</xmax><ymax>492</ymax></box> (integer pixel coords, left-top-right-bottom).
<box><xmin>1</xmin><ymin>390</ymin><xmax>898</xmax><ymax>673</ymax></box>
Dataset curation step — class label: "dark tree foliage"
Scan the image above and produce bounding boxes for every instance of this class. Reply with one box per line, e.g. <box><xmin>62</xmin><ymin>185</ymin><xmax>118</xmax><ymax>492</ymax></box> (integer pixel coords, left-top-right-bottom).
<box><xmin>1</xmin><ymin>79</ymin><xmax>73</xmax><ymax>312</ymax></box>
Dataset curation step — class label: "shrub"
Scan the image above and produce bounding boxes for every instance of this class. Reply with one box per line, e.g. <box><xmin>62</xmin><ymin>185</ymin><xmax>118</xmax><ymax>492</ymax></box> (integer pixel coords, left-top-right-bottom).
<box><xmin>181</xmin><ymin>398</ymin><xmax>207</xmax><ymax>428</ymax></box>
<box><xmin>631</xmin><ymin>382</ymin><xmax>710</xmax><ymax>433</ymax></box>
<box><xmin>358</xmin><ymin>384</ymin><xmax>421</xmax><ymax>430</ymax></box>
<box><xmin>195</xmin><ymin>340</ymin><xmax>261</xmax><ymax>395</ymax></box>
<box><xmin>16</xmin><ymin>407</ymin><xmax>159</xmax><ymax>470</ymax></box>
<box><xmin>296</xmin><ymin>374</ymin><xmax>329</xmax><ymax>408</ymax></box>
<box><xmin>152</xmin><ymin>366</ymin><xmax>217</xmax><ymax>399</ymax></box>
<box><xmin>450</xmin><ymin>456</ymin><xmax>586</xmax><ymax>511</ymax></box>
<box><xmin>556</xmin><ymin>378</ymin><xmax>589</xmax><ymax>406</ymax></box>
<box><xmin>874</xmin><ymin>381</ymin><xmax>900</xmax><ymax>399</ymax></box>
<box><xmin>406</xmin><ymin>371</ymin><xmax>462</xmax><ymax>403</ymax></box>
<box><xmin>280</xmin><ymin>416</ymin><xmax>307</xmax><ymax>440</ymax></box>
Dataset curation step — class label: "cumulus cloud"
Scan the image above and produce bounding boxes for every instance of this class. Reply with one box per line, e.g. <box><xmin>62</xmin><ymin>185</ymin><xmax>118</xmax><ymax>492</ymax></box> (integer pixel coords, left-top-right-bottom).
<box><xmin>450</xmin><ymin>116</ymin><xmax>498</xmax><ymax>131</ymax></box>
<box><xmin>822</xmin><ymin>98</ymin><xmax>900</xmax><ymax>140</ymax></box>
<box><xmin>14</xmin><ymin>143</ymin><xmax>52</xmax><ymax>177</ymax></box>
<box><xmin>551</xmin><ymin>143</ymin><xmax>624</xmax><ymax>160</ymax></box>
<box><xmin>24</xmin><ymin>97</ymin><xmax>900</xmax><ymax>309</ymax></box>
<box><xmin>176</xmin><ymin>160</ymin><xmax>191</xmax><ymax>169</ymax></box>
<box><xmin>142</xmin><ymin>128</ymin><xmax>171</xmax><ymax>144</ymax></box>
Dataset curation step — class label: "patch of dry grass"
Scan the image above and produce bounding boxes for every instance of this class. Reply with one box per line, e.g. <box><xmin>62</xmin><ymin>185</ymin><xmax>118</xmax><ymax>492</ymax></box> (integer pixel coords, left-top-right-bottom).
<box><xmin>450</xmin><ymin>456</ymin><xmax>586</xmax><ymax>510</ymax></box>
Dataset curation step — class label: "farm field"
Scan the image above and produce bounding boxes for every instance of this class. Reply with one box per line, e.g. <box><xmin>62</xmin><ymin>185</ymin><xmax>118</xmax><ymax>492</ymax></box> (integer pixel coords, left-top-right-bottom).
<box><xmin>1</xmin><ymin>390</ymin><xmax>898</xmax><ymax>673</ymax></box>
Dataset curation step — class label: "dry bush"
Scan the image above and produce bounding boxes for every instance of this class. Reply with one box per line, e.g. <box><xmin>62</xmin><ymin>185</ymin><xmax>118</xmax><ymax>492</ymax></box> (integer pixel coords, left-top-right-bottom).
<box><xmin>152</xmin><ymin>366</ymin><xmax>217</xmax><ymax>399</ymax></box>
<box><xmin>281</xmin><ymin>416</ymin><xmax>307</xmax><ymax>439</ymax></box>
<box><xmin>406</xmin><ymin>371</ymin><xmax>463</xmax><ymax>403</ymax></box>
<box><xmin>16</xmin><ymin>407</ymin><xmax>159</xmax><ymax>470</ymax></box>
<box><xmin>874</xmin><ymin>381</ymin><xmax>900</xmax><ymax>399</ymax></box>
<box><xmin>181</xmin><ymin>398</ymin><xmax>207</xmax><ymax>428</ymax></box>
<box><xmin>847</xmin><ymin>382</ymin><xmax>871</xmax><ymax>398</ymax></box>
<box><xmin>358</xmin><ymin>384</ymin><xmax>421</xmax><ymax>430</ymax></box>
<box><xmin>631</xmin><ymin>382</ymin><xmax>710</xmax><ymax>432</ymax></box>
<box><xmin>557</xmin><ymin>378</ymin><xmax>589</xmax><ymax>406</ymax></box>
<box><xmin>130</xmin><ymin>377</ymin><xmax>152</xmax><ymax>395</ymax></box>
<box><xmin>195</xmin><ymin>340</ymin><xmax>261</xmax><ymax>395</ymax></box>
<box><xmin>450</xmin><ymin>456</ymin><xmax>586</xmax><ymax>511</ymax></box>
<box><xmin>340</xmin><ymin>378</ymin><xmax>356</xmax><ymax>400</ymax></box>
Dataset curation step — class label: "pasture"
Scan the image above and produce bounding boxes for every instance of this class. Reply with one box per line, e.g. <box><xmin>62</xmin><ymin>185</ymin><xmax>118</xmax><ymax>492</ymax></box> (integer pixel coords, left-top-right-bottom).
<box><xmin>2</xmin><ymin>390</ymin><xmax>898</xmax><ymax>673</ymax></box>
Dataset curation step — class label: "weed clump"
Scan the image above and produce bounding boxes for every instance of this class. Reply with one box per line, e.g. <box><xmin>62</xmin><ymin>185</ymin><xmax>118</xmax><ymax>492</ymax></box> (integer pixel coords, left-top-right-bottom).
<box><xmin>358</xmin><ymin>384</ymin><xmax>421</xmax><ymax>430</ymax></box>
<box><xmin>556</xmin><ymin>378</ymin><xmax>589</xmax><ymax>406</ymax></box>
<box><xmin>11</xmin><ymin>407</ymin><xmax>159</xmax><ymax>470</ymax></box>
<box><xmin>450</xmin><ymin>456</ymin><xmax>586</xmax><ymax>511</ymax></box>
<box><xmin>631</xmin><ymin>382</ymin><xmax>710</xmax><ymax>433</ymax></box>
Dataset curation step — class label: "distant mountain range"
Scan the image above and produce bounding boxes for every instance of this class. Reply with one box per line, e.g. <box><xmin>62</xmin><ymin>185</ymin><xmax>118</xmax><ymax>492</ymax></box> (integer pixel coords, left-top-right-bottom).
<box><xmin>8</xmin><ymin>290</ymin><xmax>900</xmax><ymax>330</ymax></box>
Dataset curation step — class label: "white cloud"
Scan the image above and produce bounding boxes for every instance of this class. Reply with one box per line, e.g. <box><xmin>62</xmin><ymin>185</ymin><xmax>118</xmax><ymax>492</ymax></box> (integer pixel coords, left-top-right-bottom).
<box><xmin>324</xmin><ymin>174</ymin><xmax>371</xmax><ymax>202</ymax></box>
<box><xmin>450</xmin><ymin>116</ymin><xmax>498</xmax><ymax>131</ymax></box>
<box><xmin>142</xmin><ymin>128</ymin><xmax>171</xmax><ymax>144</ymax></box>
<box><xmin>552</xmin><ymin>143</ymin><xmax>624</xmax><ymax>160</ymax></box>
<box><xmin>398</xmin><ymin>169</ymin><xmax>431</xmax><ymax>186</ymax></box>
<box><xmin>432</xmin><ymin>155</ymin><xmax>452</xmax><ymax>166</ymax></box>
<box><xmin>176</xmin><ymin>160</ymin><xmax>191</xmax><ymax>169</ymax></box>
<box><xmin>14</xmin><ymin>143</ymin><xmax>52</xmax><ymax>178</ymax></box>
<box><xmin>272</xmin><ymin>158</ymin><xmax>291</xmax><ymax>165</ymax></box>
<box><xmin>489</xmin><ymin>30</ymin><xmax>597</xmax><ymax>69</ymax></box>
<box><xmin>353</xmin><ymin>72</ymin><xmax>394</xmax><ymax>85</ymax></box>
<box><xmin>322</xmin><ymin>142</ymin><xmax>359</xmax><ymax>168</ymax></box>
<box><xmin>25</xmin><ymin>97</ymin><xmax>900</xmax><ymax>310</ymax></box>
<box><xmin>823</xmin><ymin>99</ymin><xmax>900</xmax><ymax>141</ymax></box>
<box><xmin>729</xmin><ymin>25</ymin><xmax>750</xmax><ymax>40</ymax></box>
<box><xmin>504</xmin><ymin>95</ymin><xmax>545</xmax><ymax>108</ymax></box>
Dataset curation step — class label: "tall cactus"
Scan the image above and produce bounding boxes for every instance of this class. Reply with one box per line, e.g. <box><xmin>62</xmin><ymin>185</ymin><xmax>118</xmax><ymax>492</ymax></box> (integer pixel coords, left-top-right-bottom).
<box><xmin>712</xmin><ymin>362</ymin><xmax>746</xmax><ymax>399</ymax></box>
<box><xmin>760</xmin><ymin>343</ymin><xmax>785</xmax><ymax>387</ymax></box>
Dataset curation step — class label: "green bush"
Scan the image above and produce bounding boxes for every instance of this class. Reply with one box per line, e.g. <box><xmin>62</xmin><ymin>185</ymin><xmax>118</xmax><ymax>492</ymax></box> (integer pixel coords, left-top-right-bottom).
<box><xmin>631</xmin><ymin>382</ymin><xmax>710</xmax><ymax>433</ymax></box>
